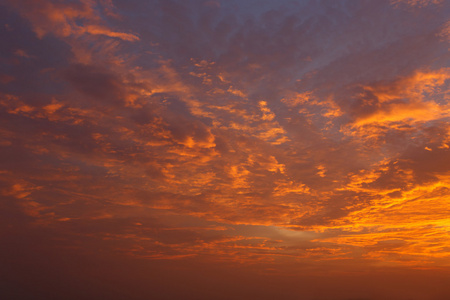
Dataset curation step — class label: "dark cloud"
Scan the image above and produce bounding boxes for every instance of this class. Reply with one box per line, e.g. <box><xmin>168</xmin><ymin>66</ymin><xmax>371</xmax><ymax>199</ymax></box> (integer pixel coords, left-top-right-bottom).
<box><xmin>62</xmin><ymin>63</ymin><xmax>125</xmax><ymax>104</ymax></box>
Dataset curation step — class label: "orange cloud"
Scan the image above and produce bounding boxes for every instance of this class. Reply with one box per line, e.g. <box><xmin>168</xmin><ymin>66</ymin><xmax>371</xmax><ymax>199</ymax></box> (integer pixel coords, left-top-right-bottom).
<box><xmin>344</xmin><ymin>69</ymin><xmax>450</xmax><ymax>139</ymax></box>
<box><xmin>9</xmin><ymin>0</ymin><xmax>139</xmax><ymax>41</ymax></box>
<box><xmin>2</xmin><ymin>1</ymin><xmax>450</xmax><ymax>297</ymax></box>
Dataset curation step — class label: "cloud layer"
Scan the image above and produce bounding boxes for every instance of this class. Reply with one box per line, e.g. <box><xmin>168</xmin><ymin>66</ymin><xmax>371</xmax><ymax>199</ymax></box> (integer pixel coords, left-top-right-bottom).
<box><xmin>1</xmin><ymin>0</ymin><xmax>450</xmax><ymax>299</ymax></box>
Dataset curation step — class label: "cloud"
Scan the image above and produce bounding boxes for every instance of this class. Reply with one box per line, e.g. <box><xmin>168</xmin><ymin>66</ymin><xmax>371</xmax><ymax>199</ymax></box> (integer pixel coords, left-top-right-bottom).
<box><xmin>391</xmin><ymin>0</ymin><xmax>444</xmax><ymax>8</ymax></box>
<box><xmin>7</xmin><ymin>0</ymin><xmax>139</xmax><ymax>41</ymax></box>
<box><xmin>62</xmin><ymin>63</ymin><xmax>126</xmax><ymax>103</ymax></box>
<box><xmin>2</xmin><ymin>0</ymin><xmax>450</xmax><ymax>298</ymax></box>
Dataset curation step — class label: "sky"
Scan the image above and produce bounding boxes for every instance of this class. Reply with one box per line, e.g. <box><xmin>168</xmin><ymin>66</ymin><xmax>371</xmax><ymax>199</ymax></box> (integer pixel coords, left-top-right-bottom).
<box><xmin>1</xmin><ymin>0</ymin><xmax>450</xmax><ymax>299</ymax></box>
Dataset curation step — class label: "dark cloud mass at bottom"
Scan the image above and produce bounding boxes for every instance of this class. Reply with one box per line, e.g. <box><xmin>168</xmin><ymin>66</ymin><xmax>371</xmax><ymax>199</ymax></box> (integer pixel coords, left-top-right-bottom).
<box><xmin>1</xmin><ymin>0</ymin><xmax>450</xmax><ymax>299</ymax></box>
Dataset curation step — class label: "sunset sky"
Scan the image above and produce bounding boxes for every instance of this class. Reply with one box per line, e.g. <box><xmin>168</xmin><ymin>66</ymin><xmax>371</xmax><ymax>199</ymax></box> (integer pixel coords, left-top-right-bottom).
<box><xmin>1</xmin><ymin>0</ymin><xmax>450</xmax><ymax>299</ymax></box>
